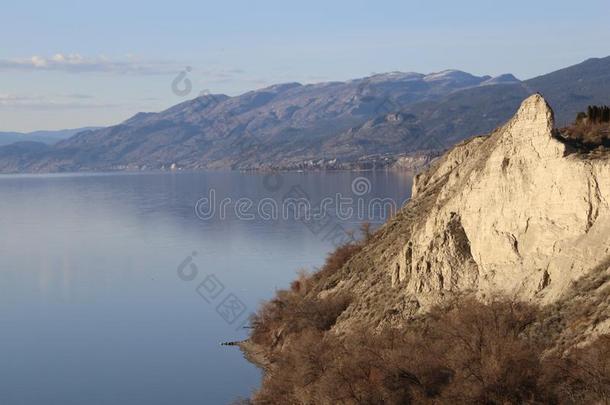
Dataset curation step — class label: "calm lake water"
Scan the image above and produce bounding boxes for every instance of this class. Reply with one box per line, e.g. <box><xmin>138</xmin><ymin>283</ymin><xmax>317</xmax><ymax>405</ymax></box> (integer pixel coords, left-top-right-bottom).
<box><xmin>0</xmin><ymin>171</ymin><xmax>412</xmax><ymax>405</ymax></box>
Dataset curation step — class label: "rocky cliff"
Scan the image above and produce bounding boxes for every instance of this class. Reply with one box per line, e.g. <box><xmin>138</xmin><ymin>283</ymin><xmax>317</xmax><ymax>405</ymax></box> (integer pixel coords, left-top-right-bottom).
<box><xmin>315</xmin><ymin>95</ymin><xmax>609</xmax><ymax>339</ymax></box>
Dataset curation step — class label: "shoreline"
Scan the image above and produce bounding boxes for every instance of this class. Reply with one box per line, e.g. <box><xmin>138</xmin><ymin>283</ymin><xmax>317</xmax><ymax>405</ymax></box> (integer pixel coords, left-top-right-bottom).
<box><xmin>0</xmin><ymin>152</ymin><xmax>441</xmax><ymax>176</ymax></box>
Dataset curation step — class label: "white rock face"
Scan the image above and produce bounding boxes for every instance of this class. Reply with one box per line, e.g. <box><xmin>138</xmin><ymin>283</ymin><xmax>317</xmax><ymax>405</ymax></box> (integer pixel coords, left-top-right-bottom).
<box><xmin>393</xmin><ymin>94</ymin><xmax>610</xmax><ymax>305</ymax></box>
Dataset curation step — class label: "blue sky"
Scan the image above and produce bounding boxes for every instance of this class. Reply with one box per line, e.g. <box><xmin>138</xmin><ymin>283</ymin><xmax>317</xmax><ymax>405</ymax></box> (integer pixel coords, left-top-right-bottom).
<box><xmin>1</xmin><ymin>0</ymin><xmax>610</xmax><ymax>131</ymax></box>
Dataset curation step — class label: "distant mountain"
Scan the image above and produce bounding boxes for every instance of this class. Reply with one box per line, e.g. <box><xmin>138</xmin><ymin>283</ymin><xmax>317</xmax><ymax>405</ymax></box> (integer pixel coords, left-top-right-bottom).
<box><xmin>527</xmin><ymin>56</ymin><xmax>610</xmax><ymax>124</ymax></box>
<box><xmin>0</xmin><ymin>127</ymin><xmax>101</xmax><ymax>147</ymax></box>
<box><xmin>333</xmin><ymin>56</ymin><xmax>610</xmax><ymax>161</ymax></box>
<box><xmin>0</xmin><ymin>71</ymin><xmax>499</xmax><ymax>172</ymax></box>
<box><xmin>1</xmin><ymin>56</ymin><xmax>609</xmax><ymax>173</ymax></box>
<box><xmin>480</xmin><ymin>73</ymin><xmax>520</xmax><ymax>86</ymax></box>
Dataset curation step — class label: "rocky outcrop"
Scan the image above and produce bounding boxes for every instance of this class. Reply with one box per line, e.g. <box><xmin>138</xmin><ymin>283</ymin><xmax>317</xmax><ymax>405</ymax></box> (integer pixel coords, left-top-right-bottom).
<box><xmin>391</xmin><ymin>153</ymin><xmax>440</xmax><ymax>171</ymax></box>
<box><xmin>404</xmin><ymin>95</ymin><xmax>609</xmax><ymax>302</ymax></box>
<box><xmin>314</xmin><ymin>95</ymin><xmax>610</xmax><ymax>343</ymax></box>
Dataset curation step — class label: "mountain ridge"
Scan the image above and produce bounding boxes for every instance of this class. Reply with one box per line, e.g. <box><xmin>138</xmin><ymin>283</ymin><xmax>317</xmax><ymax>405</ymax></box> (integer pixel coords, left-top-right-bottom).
<box><xmin>0</xmin><ymin>127</ymin><xmax>101</xmax><ymax>147</ymax></box>
<box><xmin>1</xmin><ymin>56</ymin><xmax>610</xmax><ymax>173</ymax></box>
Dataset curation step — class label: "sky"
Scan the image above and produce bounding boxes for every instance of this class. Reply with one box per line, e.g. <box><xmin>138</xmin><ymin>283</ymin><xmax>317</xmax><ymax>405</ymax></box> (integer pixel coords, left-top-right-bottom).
<box><xmin>1</xmin><ymin>0</ymin><xmax>610</xmax><ymax>132</ymax></box>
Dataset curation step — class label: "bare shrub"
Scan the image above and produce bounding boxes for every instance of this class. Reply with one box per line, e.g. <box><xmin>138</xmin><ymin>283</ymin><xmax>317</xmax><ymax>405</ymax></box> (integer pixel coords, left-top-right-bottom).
<box><xmin>246</xmin><ymin>217</ymin><xmax>609</xmax><ymax>404</ymax></box>
<box><xmin>425</xmin><ymin>298</ymin><xmax>555</xmax><ymax>404</ymax></box>
<box><xmin>543</xmin><ymin>334</ymin><xmax>610</xmax><ymax>403</ymax></box>
<box><xmin>249</xmin><ymin>296</ymin><xmax>610</xmax><ymax>405</ymax></box>
<box><xmin>290</xmin><ymin>269</ymin><xmax>312</xmax><ymax>295</ymax></box>
<box><xmin>360</xmin><ymin>221</ymin><xmax>374</xmax><ymax>243</ymax></box>
<box><xmin>558</xmin><ymin>106</ymin><xmax>610</xmax><ymax>150</ymax></box>
<box><xmin>313</xmin><ymin>242</ymin><xmax>362</xmax><ymax>283</ymax></box>
<box><xmin>250</xmin><ymin>234</ymin><xmax>365</xmax><ymax>349</ymax></box>
<box><xmin>250</xmin><ymin>291</ymin><xmax>350</xmax><ymax>347</ymax></box>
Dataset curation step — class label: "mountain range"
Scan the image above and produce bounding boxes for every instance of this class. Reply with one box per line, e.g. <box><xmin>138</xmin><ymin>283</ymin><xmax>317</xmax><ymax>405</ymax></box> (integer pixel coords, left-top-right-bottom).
<box><xmin>0</xmin><ymin>127</ymin><xmax>100</xmax><ymax>147</ymax></box>
<box><xmin>1</xmin><ymin>56</ymin><xmax>610</xmax><ymax>173</ymax></box>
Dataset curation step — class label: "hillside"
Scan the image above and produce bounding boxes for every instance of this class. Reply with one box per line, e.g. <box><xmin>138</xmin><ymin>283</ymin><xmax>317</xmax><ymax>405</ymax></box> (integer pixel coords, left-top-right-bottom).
<box><xmin>0</xmin><ymin>70</ymin><xmax>497</xmax><ymax>173</ymax></box>
<box><xmin>0</xmin><ymin>127</ymin><xmax>100</xmax><ymax>147</ymax></box>
<box><xmin>338</xmin><ymin>56</ymin><xmax>610</xmax><ymax>159</ymax></box>
<box><xmin>242</xmin><ymin>95</ymin><xmax>610</xmax><ymax>403</ymax></box>
<box><xmin>1</xmin><ymin>57</ymin><xmax>610</xmax><ymax>173</ymax></box>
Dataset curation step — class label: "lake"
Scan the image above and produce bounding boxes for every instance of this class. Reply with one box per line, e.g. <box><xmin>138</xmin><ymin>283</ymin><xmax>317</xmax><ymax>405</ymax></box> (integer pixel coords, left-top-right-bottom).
<box><xmin>0</xmin><ymin>171</ymin><xmax>412</xmax><ymax>405</ymax></box>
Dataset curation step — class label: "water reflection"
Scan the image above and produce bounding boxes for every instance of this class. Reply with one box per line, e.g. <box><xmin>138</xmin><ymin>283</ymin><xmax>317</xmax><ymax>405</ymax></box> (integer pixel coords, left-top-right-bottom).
<box><xmin>0</xmin><ymin>171</ymin><xmax>412</xmax><ymax>404</ymax></box>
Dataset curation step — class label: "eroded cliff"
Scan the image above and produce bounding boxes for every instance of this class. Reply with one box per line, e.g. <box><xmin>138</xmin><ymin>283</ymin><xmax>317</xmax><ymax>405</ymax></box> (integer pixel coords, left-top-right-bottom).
<box><xmin>306</xmin><ymin>95</ymin><xmax>607</xmax><ymax>338</ymax></box>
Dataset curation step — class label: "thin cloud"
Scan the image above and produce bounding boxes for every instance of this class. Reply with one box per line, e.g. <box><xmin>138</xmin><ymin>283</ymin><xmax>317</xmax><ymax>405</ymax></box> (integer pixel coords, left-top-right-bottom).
<box><xmin>64</xmin><ymin>93</ymin><xmax>96</xmax><ymax>99</ymax></box>
<box><xmin>0</xmin><ymin>93</ymin><xmax>120</xmax><ymax>110</ymax></box>
<box><xmin>0</xmin><ymin>54</ymin><xmax>250</xmax><ymax>81</ymax></box>
<box><xmin>0</xmin><ymin>53</ymin><xmax>176</xmax><ymax>75</ymax></box>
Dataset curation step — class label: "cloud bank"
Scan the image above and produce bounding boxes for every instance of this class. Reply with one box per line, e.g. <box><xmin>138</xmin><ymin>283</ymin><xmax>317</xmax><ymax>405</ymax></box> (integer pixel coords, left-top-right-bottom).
<box><xmin>0</xmin><ymin>54</ymin><xmax>176</xmax><ymax>75</ymax></box>
<box><xmin>0</xmin><ymin>93</ymin><xmax>119</xmax><ymax>110</ymax></box>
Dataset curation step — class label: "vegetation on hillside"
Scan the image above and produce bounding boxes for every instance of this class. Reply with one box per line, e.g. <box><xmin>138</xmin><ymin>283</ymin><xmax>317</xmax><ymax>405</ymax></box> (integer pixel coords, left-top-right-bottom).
<box><xmin>249</xmin><ymin>296</ymin><xmax>609</xmax><ymax>404</ymax></box>
<box><xmin>244</xmin><ymin>229</ymin><xmax>610</xmax><ymax>404</ymax></box>
<box><xmin>557</xmin><ymin>105</ymin><xmax>610</xmax><ymax>150</ymax></box>
<box><xmin>249</xmin><ymin>224</ymin><xmax>371</xmax><ymax>348</ymax></box>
